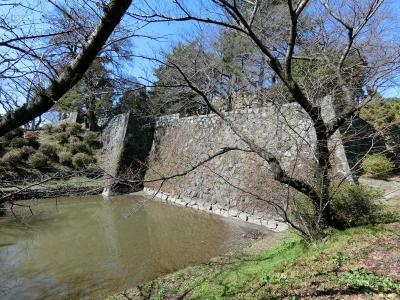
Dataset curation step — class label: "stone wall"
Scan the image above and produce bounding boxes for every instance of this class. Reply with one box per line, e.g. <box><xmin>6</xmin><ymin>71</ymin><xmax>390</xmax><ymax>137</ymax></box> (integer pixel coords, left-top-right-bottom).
<box><xmin>101</xmin><ymin>113</ymin><xmax>154</xmax><ymax>195</ymax></box>
<box><xmin>101</xmin><ymin>99</ymin><xmax>380</xmax><ymax>230</ymax></box>
<box><xmin>141</xmin><ymin>103</ymin><xmax>352</xmax><ymax>231</ymax></box>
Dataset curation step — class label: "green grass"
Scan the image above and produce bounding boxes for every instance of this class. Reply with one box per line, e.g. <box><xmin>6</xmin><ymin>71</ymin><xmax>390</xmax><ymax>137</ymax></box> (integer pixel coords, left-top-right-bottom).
<box><xmin>45</xmin><ymin>176</ymin><xmax>102</xmax><ymax>189</ymax></box>
<box><xmin>110</xmin><ymin>222</ymin><xmax>400</xmax><ymax>300</ymax></box>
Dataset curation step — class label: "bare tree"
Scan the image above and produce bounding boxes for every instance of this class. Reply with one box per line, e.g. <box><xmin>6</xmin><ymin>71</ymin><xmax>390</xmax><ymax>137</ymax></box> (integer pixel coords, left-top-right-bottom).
<box><xmin>128</xmin><ymin>0</ymin><xmax>400</xmax><ymax>237</ymax></box>
<box><xmin>0</xmin><ymin>0</ymin><xmax>133</xmax><ymax>136</ymax></box>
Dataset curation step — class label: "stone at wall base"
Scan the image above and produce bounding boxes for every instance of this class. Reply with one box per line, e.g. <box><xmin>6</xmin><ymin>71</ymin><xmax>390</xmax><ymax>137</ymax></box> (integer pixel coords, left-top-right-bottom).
<box><xmin>102</xmin><ymin>188</ymin><xmax>112</xmax><ymax>197</ymax></box>
<box><xmin>142</xmin><ymin>187</ymin><xmax>288</xmax><ymax>232</ymax></box>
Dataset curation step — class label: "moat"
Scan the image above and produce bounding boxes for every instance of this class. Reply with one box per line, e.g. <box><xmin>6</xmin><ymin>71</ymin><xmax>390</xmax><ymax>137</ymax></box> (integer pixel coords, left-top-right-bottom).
<box><xmin>0</xmin><ymin>194</ymin><xmax>272</xmax><ymax>299</ymax></box>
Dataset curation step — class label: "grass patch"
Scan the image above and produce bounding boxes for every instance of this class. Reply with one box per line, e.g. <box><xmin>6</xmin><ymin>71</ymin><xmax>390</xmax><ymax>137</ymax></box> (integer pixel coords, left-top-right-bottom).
<box><xmin>45</xmin><ymin>176</ymin><xmax>102</xmax><ymax>189</ymax></box>
<box><xmin>110</xmin><ymin>222</ymin><xmax>400</xmax><ymax>300</ymax></box>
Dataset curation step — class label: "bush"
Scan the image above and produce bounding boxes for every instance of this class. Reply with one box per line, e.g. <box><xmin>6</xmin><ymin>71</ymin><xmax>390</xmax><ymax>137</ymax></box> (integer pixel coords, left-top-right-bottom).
<box><xmin>58</xmin><ymin>150</ymin><xmax>73</xmax><ymax>166</ymax></box>
<box><xmin>42</xmin><ymin>124</ymin><xmax>53</xmax><ymax>133</ymax></box>
<box><xmin>290</xmin><ymin>183</ymin><xmax>383</xmax><ymax>237</ymax></box>
<box><xmin>68</xmin><ymin>135</ymin><xmax>81</xmax><ymax>143</ymax></box>
<box><xmin>83</xmin><ymin>131</ymin><xmax>101</xmax><ymax>148</ymax></box>
<box><xmin>55</xmin><ymin>132</ymin><xmax>69</xmax><ymax>145</ymax></box>
<box><xmin>66</xmin><ymin>123</ymin><xmax>83</xmax><ymax>136</ymax></box>
<box><xmin>331</xmin><ymin>183</ymin><xmax>382</xmax><ymax>229</ymax></box>
<box><xmin>362</xmin><ymin>154</ymin><xmax>394</xmax><ymax>178</ymax></box>
<box><xmin>1</xmin><ymin>149</ymin><xmax>23</xmax><ymax>165</ymax></box>
<box><xmin>24</xmin><ymin>131</ymin><xmax>40</xmax><ymax>148</ymax></box>
<box><xmin>3</xmin><ymin>128</ymin><xmax>24</xmax><ymax>142</ymax></box>
<box><xmin>72</xmin><ymin>153</ymin><xmax>96</xmax><ymax>169</ymax></box>
<box><xmin>9</xmin><ymin>137</ymin><xmax>28</xmax><ymax>148</ymax></box>
<box><xmin>290</xmin><ymin>193</ymin><xmax>319</xmax><ymax>238</ymax></box>
<box><xmin>0</xmin><ymin>144</ymin><xmax>5</xmax><ymax>158</ymax></box>
<box><xmin>39</xmin><ymin>143</ymin><xmax>58</xmax><ymax>159</ymax></box>
<box><xmin>0</xmin><ymin>137</ymin><xmax>7</xmax><ymax>148</ymax></box>
<box><xmin>58</xmin><ymin>122</ymin><xmax>69</xmax><ymax>132</ymax></box>
<box><xmin>69</xmin><ymin>141</ymin><xmax>92</xmax><ymax>155</ymax></box>
<box><xmin>28</xmin><ymin>152</ymin><xmax>49</xmax><ymax>169</ymax></box>
<box><xmin>20</xmin><ymin>146</ymin><xmax>36</xmax><ymax>159</ymax></box>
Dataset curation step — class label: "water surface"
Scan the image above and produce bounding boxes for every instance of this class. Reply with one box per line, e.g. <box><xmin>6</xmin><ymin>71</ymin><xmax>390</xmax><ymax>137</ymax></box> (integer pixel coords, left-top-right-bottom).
<box><xmin>0</xmin><ymin>194</ymin><xmax>270</xmax><ymax>299</ymax></box>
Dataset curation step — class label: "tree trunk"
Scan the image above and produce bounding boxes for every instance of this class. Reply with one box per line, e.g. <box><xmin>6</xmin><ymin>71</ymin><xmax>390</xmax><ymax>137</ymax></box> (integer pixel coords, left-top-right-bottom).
<box><xmin>0</xmin><ymin>0</ymin><xmax>132</xmax><ymax>137</ymax></box>
<box><xmin>85</xmin><ymin>97</ymin><xmax>100</xmax><ymax>131</ymax></box>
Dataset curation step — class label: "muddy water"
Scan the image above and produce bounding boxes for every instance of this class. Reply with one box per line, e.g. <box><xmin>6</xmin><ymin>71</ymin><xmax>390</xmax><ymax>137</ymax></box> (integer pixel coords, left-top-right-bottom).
<box><xmin>0</xmin><ymin>194</ymin><xmax>272</xmax><ymax>299</ymax></box>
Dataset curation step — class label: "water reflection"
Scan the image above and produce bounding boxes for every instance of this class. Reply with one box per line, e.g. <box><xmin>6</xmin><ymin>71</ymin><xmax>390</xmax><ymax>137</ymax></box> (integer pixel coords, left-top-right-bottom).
<box><xmin>0</xmin><ymin>194</ymin><xmax>268</xmax><ymax>299</ymax></box>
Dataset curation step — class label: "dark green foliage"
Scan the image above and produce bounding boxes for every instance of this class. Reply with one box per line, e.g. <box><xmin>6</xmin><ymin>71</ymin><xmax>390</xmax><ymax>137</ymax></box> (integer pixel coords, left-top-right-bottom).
<box><xmin>114</xmin><ymin>88</ymin><xmax>150</xmax><ymax>116</ymax></box>
<box><xmin>55</xmin><ymin>60</ymin><xmax>115</xmax><ymax>130</ymax></box>
<box><xmin>361</xmin><ymin>100</ymin><xmax>400</xmax><ymax>130</ymax></box>
<box><xmin>72</xmin><ymin>153</ymin><xmax>95</xmax><ymax>169</ymax></box>
<box><xmin>65</xmin><ymin>123</ymin><xmax>83</xmax><ymax>136</ymax></box>
<box><xmin>362</xmin><ymin>154</ymin><xmax>394</xmax><ymax>178</ymax></box>
<box><xmin>68</xmin><ymin>136</ymin><xmax>81</xmax><ymax>144</ymax></box>
<box><xmin>58</xmin><ymin>150</ymin><xmax>73</xmax><ymax>166</ymax></box>
<box><xmin>42</xmin><ymin>124</ymin><xmax>53</xmax><ymax>133</ymax></box>
<box><xmin>361</xmin><ymin>100</ymin><xmax>400</xmax><ymax>159</ymax></box>
<box><xmin>0</xmin><ymin>144</ymin><xmax>5</xmax><ymax>158</ymax></box>
<box><xmin>58</xmin><ymin>122</ymin><xmax>69</xmax><ymax>132</ymax></box>
<box><xmin>56</xmin><ymin>132</ymin><xmax>70</xmax><ymax>145</ymax></box>
<box><xmin>3</xmin><ymin>127</ymin><xmax>24</xmax><ymax>141</ymax></box>
<box><xmin>20</xmin><ymin>146</ymin><xmax>36</xmax><ymax>159</ymax></box>
<box><xmin>39</xmin><ymin>143</ymin><xmax>58</xmax><ymax>159</ymax></box>
<box><xmin>291</xmin><ymin>183</ymin><xmax>383</xmax><ymax>233</ymax></box>
<box><xmin>28</xmin><ymin>152</ymin><xmax>49</xmax><ymax>169</ymax></box>
<box><xmin>9</xmin><ymin>137</ymin><xmax>28</xmax><ymax>148</ymax></box>
<box><xmin>150</xmin><ymin>40</ymin><xmax>219</xmax><ymax>115</ymax></box>
<box><xmin>330</xmin><ymin>183</ymin><xmax>382</xmax><ymax>229</ymax></box>
<box><xmin>24</xmin><ymin>131</ymin><xmax>40</xmax><ymax>148</ymax></box>
<box><xmin>289</xmin><ymin>49</ymin><xmax>366</xmax><ymax>105</ymax></box>
<box><xmin>83</xmin><ymin>131</ymin><xmax>101</xmax><ymax>148</ymax></box>
<box><xmin>1</xmin><ymin>128</ymin><xmax>25</xmax><ymax>147</ymax></box>
<box><xmin>0</xmin><ymin>119</ymin><xmax>99</xmax><ymax>172</ymax></box>
<box><xmin>0</xmin><ymin>149</ymin><xmax>24</xmax><ymax>165</ymax></box>
<box><xmin>69</xmin><ymin>141</ymin><xmax>92</xmax><ymax>155</ymax></box>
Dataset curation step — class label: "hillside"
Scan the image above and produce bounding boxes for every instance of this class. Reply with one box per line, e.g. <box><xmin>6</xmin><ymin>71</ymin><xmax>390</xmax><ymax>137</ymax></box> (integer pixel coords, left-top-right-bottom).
<box><xmin>0</xmin><ymin>122</ymin><xmax>103</xmax><ymax>197</ymax></box>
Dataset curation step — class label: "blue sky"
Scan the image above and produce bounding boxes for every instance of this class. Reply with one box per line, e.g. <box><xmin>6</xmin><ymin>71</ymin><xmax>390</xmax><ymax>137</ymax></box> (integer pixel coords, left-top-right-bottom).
<box><xmin>127</xmin><ymin>0</ymin><xmax>400</xmax><ymax>98</ymax></box>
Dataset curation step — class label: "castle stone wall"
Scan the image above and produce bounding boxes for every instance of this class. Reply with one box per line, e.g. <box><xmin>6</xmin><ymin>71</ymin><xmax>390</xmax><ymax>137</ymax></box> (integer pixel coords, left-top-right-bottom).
<box><xmin>142</xmin><ymin>103</ymin><xmax>352</xmax><ymax>231</ymax></box>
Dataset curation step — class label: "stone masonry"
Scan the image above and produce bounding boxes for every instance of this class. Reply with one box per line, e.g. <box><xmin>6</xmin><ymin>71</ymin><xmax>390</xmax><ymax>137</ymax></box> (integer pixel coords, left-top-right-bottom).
<box><xmin>101</xmin><ymin>99</ymin><xmax>377</xmax><ymax>231</ymax></box>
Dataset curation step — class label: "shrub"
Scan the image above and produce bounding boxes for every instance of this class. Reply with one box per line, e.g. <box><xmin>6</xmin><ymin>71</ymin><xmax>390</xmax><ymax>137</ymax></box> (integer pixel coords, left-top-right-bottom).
<box><xmin>0</xmin><ymin>144</ymin><xmax>5</xmax><ymax>158</ymax></box>
<box><xmin>290</xmin><ymin>193</ymin><xmax>319</xmax><ymax>238</ymax></box>
<box><xmin>0</xmin><ymin>137</ymin><xmax>8</xmax><ymax>148</ymax></box>
<box><xmin>24</xmin><ymin>131</ymin><xmax>40</xmax><ymax>148</ymax></box>
<box><xmin>72</xmin><ymin>153</ymin><xmax>96</xmax><ymax>169</ymax></box>
<box><xmin>83</xmin><ymin>131</ymin><xmax>101</xmax><ymax>148</ymax></box>
<box><xmin>290</xmin><ymin>183</ymin><xmax>383</xmax><ymax>237</ymax></box>
<box><xmin>58</xmin><ymin>122</ymin><xmax>69</xmax><ymax>132</ymax></box>
<box><xmin>42</xmin><ymin>124</ymin><xmax>53</xmax><ymax>133</ymax></box>
<box><xmin>20</xmin><ymin>146</ymin><xmax>36</xmax><ymax>159</ymax></box>
<box><xmin>3</xmin><ymin>128</ymin><xmax>24</xmax><ymax>142</ymax></box>
<box><xmin>55</xmin><ymin>132</ymin><xmax>69</xmax><ymax>145</ymax></box>
<box><xmin>66</xmin><ymin>123</ymin><xmax>83</xmax><ymax>136</ymax></box>
<box><xmin>68</xmin><ymin>135</ymin><xmax>81</xmax><ymax>144</ymax></box>
<box><xmin>28</xmin><ymin>152</ymin><xmax>49</xmax><ymax>169</ymax></box>
<box><xmin>362</xmin><ymin>154</ymin><xmax>394</xmax><ymax>178</ymax></box>
<box><xmin>39</xmin><ymin>143</ymin><xmax>58</xmax><ymax>159</ymax></box>
<box><xmin>58</xmin><ymin>150</ymin><xmax>73</xmax><ymax>166</ymax></box>
<box><xmin>50</xmin><ymin>125</ymin><xmax>63</xmax><ymax>133</ymax></box>
<box><xmin>9</xmin><ymin>137</ymin><xmax>28</xmax><ymax>148</ymax></box>
<box><xmin>1</xmin><ymin>149</ymin><xmax>23</xmax><ymax>165</ymax></box>
<box><xmin>331</xmin><ymin>183</ymin><xmax>382</xmax><ymax>229</ymax></box>
<box><xmin>69</xmin><ymin>141</ymin><xmax>92</xmax><ymax>155</ymax></box>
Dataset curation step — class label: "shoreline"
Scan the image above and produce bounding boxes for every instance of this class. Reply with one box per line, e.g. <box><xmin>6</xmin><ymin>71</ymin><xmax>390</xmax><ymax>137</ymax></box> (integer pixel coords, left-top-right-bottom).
<box><xmin>107</xmin><ymin>230</ymin><xmax>285</xmax><ymax>300</ymax></box>
<box><xmin>1</xmin><ymin>186</ymin><xmax>102</xmax><ymax>201</ymax></box>
<box><xmin>141</xmin><ymin>187</ymin><xmax>289</xmax><ymax>232</ymax></box>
